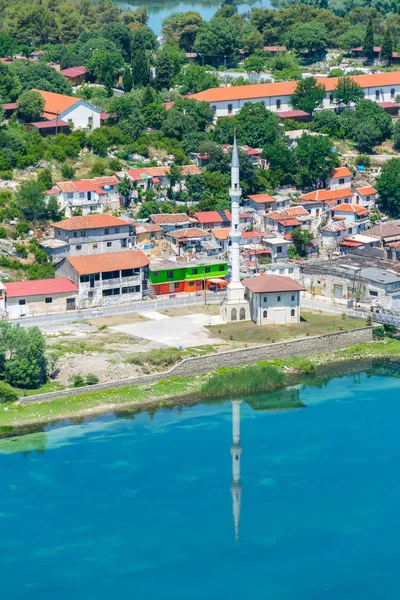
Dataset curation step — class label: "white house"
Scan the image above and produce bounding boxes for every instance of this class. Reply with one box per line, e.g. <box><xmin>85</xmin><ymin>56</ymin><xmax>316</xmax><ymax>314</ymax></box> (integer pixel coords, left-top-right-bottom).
<box><xmin>242</xmin><ymin>274</ymin><xmax>305</xmax><ymax>325</ymax></box>
<box><xmin>330</xmin><ymin>203</ymin><xmax>369</xmax><ymax>225</ymax></box>
<box><xmin>45</xmin><ymin>176</ymin><xmax>120</xmax><ymax>216</ymax></box>
<box><xmin>190</xmin><ymin>72</ymin><xmax>400</xmax><ymax>119</ymax></box>
<box><xmin>321</xmin><ymin>220</ymin><xmax>354</xmax><ymax>246</ymax></box>
<box><xmin>355</xmin><ymin>186</ymin><xmax>377</xmax><ymax>208</ymax></box>
<box><xmin>4</xmin><ymin>278</ymin><xmax>78</xmax><ymax>319</ymax></box>
<box><xmin>35</xmin><ymin>90</ymin><xmax>102</xmax><ymax>130</ymax></box>
<box><xmin>329</xmin><ymin>167</ymin><xmax>352</xmax><ymax>190</ymax></box>
<box><xmin>0</xmin><ymin>281</ymin><xmax>6</xmax><ymax>317</ymax></box>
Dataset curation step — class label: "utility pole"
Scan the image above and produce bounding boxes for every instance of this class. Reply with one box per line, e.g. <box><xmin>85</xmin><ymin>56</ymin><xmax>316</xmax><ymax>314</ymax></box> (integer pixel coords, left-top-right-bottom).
<box><xmin>203</xmin><ymin>274</ymin><xmax>207</xmax><ymax>305</ymax></box>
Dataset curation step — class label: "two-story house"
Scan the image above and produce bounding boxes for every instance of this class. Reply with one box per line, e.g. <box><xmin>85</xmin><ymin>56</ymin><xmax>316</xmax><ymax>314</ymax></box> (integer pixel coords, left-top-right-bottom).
<box><xmin>193</xmin><ymin>210</ymin><xmax>231</xmax><ymax>229</ymax></box>
<box><xmin>55</xmin><ymin>250</ymin><xmax>149</xmax><ymax>308</ymax></box>
<box><xmin>46</xmin><ymin>176</ymin><xmax>120</xmax><ymax>216</ymax></box>
<box><xmin>329</xmin><ymin>167</ymin><xmax>352</xmax><ymax>190</ymax></box>
<box><xmin>41</xmin><ymin>214</ymin><xmax>133</xmax><ymax>262</ymax></box>
<box><xmin>149</xmin><ymin>213</ymin><xmax>198</xmax><ymax>232</ymax></box>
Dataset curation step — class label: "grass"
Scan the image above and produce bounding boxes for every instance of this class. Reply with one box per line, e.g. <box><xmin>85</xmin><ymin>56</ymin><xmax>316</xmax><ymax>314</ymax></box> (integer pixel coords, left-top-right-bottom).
<box><xmin>206</xmin><ymin>310</ymin><xmax>364</xmax><ymax>344</ymax></box>
<box><xmin>201</xmin><ymin>363</ymin><xmax>286</xmax><ymax>398</ymax></box>
<box><xmin>124</xmin><ymin>345</ymin><xmax>215</xmax><ymax>371</ymax></box>
<box><xmin>160</xmin><ymin>305</ymin><xmax>220</xmax><ymax>318</ymax></box>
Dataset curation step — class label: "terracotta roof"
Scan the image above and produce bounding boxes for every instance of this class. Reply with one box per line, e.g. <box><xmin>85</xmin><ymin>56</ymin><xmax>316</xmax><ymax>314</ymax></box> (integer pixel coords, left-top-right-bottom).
<box><xmin>190</xmin><ymin>72</ymin><xmax>400</xmax><ymax>103</ymax></box>
<box><xmin>241</xmin><ymin>230</ymin><xmax>263</xmax><ymax>238</ymax></box>
<box><xmin>263</xmin><ymin>46</ymin><xmax>286</xmax><ymax>52</ymax></box>
<box><xmin>212</xmin><ymin>228</ymin><xmax>230</xmax><ymax>241</ymax></box>
<box><xmin>300</xmin><ymin>188</ymin><xmax>353</xmax><ymax>202</ymax></box>
<box><xmin>135</xmin><ymin>223</ymin><xmax>163</xmax><ymax>234</ymax></box>
<box><xmin>150</xmin><ymin>213</ymin><xmax>196</xmax><ymax>225</ymax></box>
<box><xmin>29</xmin><ymin>120</ymin><xmax>69</xmax><ymax>129</ymax></box>
<box><xmin>240</xmin><ymin>212</ymin><xmax>252</xmax><ymax>219</ymax></box>
<box><xmin>3</xmin><ymin>102</ymin><xmax>18</xmax><ymax>110</ymax></box>
<box><xmin>54</xmin><ymin>214</ymin><xmax>131</xmax><ymax>231</ymax></box>
<box><xmin>331</xmin><ymin>167</ymin><xmax>352</xmax><ymax>179</ymax></box>
<box><xmin>340</xmin><ymin>239</ymin><xmax>364</xmax><ymax>247</ymax></box>
<box><xmin>286</xmin><ymin>206</ymin><xmax>310</xmax><ymax>217</ymax></box>
<box><xmin>356</xmin><ymin>186</ymin><xmax>377</xmax><ymax>195</ymax></box>
<box><xmin>277</xmin><ymin>218</ymin><xmax>302</xmax><ymax>227</ymax></box>
<box><xmin>125</xmin><ymin>165</ymin><xmax>201</xmax><ymax>181</ymax></box>
<box><xmin>32</xmin><ymin>90</ymin><xmax>81</xmax><ymax>120</ymax></box>
<box><xmin>332</xmin><ymin>204</ymin><xmax>369</xmax><ymax>215</ymax></box>
<box><xmin>167</xmin><ymin>227</ymin><xmax>208</xmax><ymax>240</ymax></box>
<box><xmin>193</xmin><ymin>210</ymin><xmax>231</xmax><ymax>224</ymax></box>
<box><xmin>322</xmin><ymin>220</ymin><xmax>350</xmax><ymax>232</ymax></box>
<box><xmin>264</xmin><ymin>210</ymin><xmax>286</xmax><ymax>221</ymax></box>
<box><xmin>278</xmin><ymin>110</ymin><xmax>309</xmax><ymax>119</ymax></box>
<box><xmin>67</xmin><ymin>250</ymin><xmax>149</xmax><ymax>275</ymax></box>
<box><xmin>5</xmin><ymin>278</ymin><xmax>77</xmax><ymax>298</ymax></box>
<box><xmin>248</xmin><ymin>193</ymin><xmax>276</xmax><ymax>204</ymax></box>
<box><xmin>60</xmin><ymin>66</ymin><xmax>88</xmax><ymax>78</ymax></box>
<box><xmin>53</xmin><ymin>176</ymin><xmax>118</xmax><ymax>194</ymax></box>
<box><xmin>367</xmin><ymin>223</ymin><xmax>400</xmax><ymax>238</ymax></box>
<box><xmin>243</xmin><ymin>274</ymin><xmax>305</xmax><ymax>293</ymax></box>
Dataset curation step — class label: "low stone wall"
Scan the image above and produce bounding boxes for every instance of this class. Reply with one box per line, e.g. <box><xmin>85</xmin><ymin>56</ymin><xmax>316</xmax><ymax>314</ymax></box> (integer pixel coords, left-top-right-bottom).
<box><xmin>19</xmin><ymin>327</ymin><xmax>373</xmax><ymax>406</ymax></box>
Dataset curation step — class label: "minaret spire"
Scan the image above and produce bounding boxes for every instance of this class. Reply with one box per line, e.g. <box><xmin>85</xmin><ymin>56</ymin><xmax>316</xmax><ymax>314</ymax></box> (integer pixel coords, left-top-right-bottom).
<box><xmin>228</xmin><ymin>131</ymin><xmax>243</xmax><ymax>290</ymax></box>
<box><xmin>230</xmin><ymin>400</ymin><xmax>243</xmax><ymax>544</ymax></box>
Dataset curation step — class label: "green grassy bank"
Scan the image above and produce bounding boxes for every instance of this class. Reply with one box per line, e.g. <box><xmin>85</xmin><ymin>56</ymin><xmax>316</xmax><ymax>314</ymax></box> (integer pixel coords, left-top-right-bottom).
<box><xmin>0</xmin><ymin>338</ymin><xmax>400</xmax><ymax>434</ymax></box>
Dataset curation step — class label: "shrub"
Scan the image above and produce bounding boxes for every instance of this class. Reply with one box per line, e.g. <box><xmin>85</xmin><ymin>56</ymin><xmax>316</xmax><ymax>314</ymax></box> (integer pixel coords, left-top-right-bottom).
<box><xmin>86</xmin><ymin>374</ymin><xmax>99</xmax><ymax>385</ymax></box>
<box><xmin>0</xmin><ymin>381</ymin><xmax>19</xmax><ymax>404</ymax></box>
<box><xmin>72</xmin><ymin>375</ymin><xmax>85</xmax><ymax>387</ymax></box>
<box><xmin>384</xmin><ymin>323</ymin><xmax>398</xmax><ymax>336</ymax></box>
<box><xmin>201</xmin><ymin>363</ymin><xmax>286</xmax><ymax>398</ymax></box>
<box><xmin>356</xmin><ymin>154</ymin><xmax>371</xmax><ymax>167</ymax></box>
<box><xmin>373</xmin><ymin>325</ymin><xmax>385</xmax><ymax>340</ymax></box>
<box><xmin>0</xmin><ymin>226</ymin><xmax>7</xmax><ymax>238</ymax></box>
<box><xmin>61</xmin><ymin>163</ymin><xmax>75</xmax><ymax>179</ymax></box>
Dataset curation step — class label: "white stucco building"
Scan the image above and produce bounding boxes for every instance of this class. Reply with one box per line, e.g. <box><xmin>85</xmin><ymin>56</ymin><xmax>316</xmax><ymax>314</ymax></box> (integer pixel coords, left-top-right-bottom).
<box><xmin>329</xmin><ymin>167</ymin><xmax>352</xmax><ymax>190</ymax></box>
<box><xmin>243</xmin><ymin>274</ymin><xmax>305</xmax><ymax>325</ymax></box>
<box><xmin>35</xmin><ymin>90</ymin><xmax>102</xmax><ymax>130</ymax></box>
<box><xmin>4</xmin><ymin>278</ymin><xmax>78</xmax><ymax>319</ymax></box>
<box><xmin>45</xmin><ymin>176</ymin><xmax>120</xmax><ymax>216</ymax></box>
<box><xmin>191</xmin><ymin>72</ymin><xmax>400</xmax><ymax>118</ymax></box>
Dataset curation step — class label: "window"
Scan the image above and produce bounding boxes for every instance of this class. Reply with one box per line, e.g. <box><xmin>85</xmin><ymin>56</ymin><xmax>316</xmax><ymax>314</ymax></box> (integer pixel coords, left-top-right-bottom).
<box><xmin>115</xmin><ymin>227</ymin><xmax>120</xmax><ymax>234</ymax></box>
<box><xmin>167</xmin><ymin>270</ymin><xmax>174</xmax><ymax>279</ymax></box>
<box><xmin>80</xmin><ymin>273</ymin><xmax>100</xmax><ymax>283</ymax></box>
<box><xmin>228</xmin><ymin>104</ymin><xmax>233</xmax><ymax>114</ymax></box>
<box><xmin>153</xmin><ymin>271</ymin><xmax>160</xmax><ymax>278</ymax></box>
<box><xmin>277</xmin><ymin>246</ymin><xmax>282</xmax><ymax>253</ymax></box>
<box><xmin>263</xmin><ymin>296</ymin><xmax>267</xmax><ymax>303</ymax></box>
<box><xmin>104</xmin><ymin>229</ymin><xmax>110</xmax><ymax>235</ymax></box>
<box><xmin>366</xmin><ymin>195</ymin><xmax>370</xmax><ymax>202</ymax></box>
<box><xmin>88</xmin><ymin>116</ymin><xmax>93</xmax><ymax>127</ymax></box>
<box><xmin>370</xmin><ymin>290</ymin><xmax>378</xmax><ymax>297</ymax></box>
<box><xmin>279</xmin><ymin>269</ymin><xmax>285</xmax><ymax>274</ymax></box>
<box><xmin>212</xmin><ymin>105</ymin><xmax>216</xmax><ymax>114</ymax></box>
<box><xmin>107</xmin><ymin>242</ymin><xmax>112</xmax><ymax>247</ymax></box>
<box><xmin>88</xmin><ymin>291</ymin><xmax>94</xmax><ymax>299</ymax></box>
<box><xmin>192</xmin><ymin>268</ymin><xmax>198</xmax><ymax>275</ymax></box>
<box><xmin>122</xmin><ymin>285</ymin><xmax>140</xmax><ymax>294</ymax></box>
<box><xmin>291</xmin><ymin>309</ymin><xmax>295</xmax><ymax>317</ymax></box>
<box><xmin>174</xmin><ymin>282</ymin><xmax>180</xmax><ymax>289</ymax></box>
<box><xmin>45</xmin><ymin>297</ymin><xmax>52</xmax><ymax>304</ymax></box>
<box><xmin>277</xmin><ymin>295</ymin><xmax>281</xmax><ymax>302</ymax></box>
<box><xmin>102</xmin><ymin>270</ymin><xmax>120</xmax><ymax>280</ymax></box>
<box><xmin>289</xmin><ymin>268</ymin><xmax>294</xmax><ymax>274</ymax></box>
<box><xmin>329</xmin><ymin>94</ymin><xmax>334</xmax><ymax>105</ymax></box>
<box><xmin>67</xmin><ymin>192</ymin><xmax>73</xmax><ymax>199</ymax></box>
<box><xmin>19</xmin><ymin>299</ymin><xmax>26</xmax><ymax>306</ymax></box>
<box><xmin>391</xmin><ymin>88</ymin><xmax>396</xmax><ymax>98</ymax></box>
<box><xmin>102</xmin><ymin>288</ymin><xmax>120</xmax><ymax>296</ymax></box>
<box><xmin>263</xmin><ymin>310</ymin><xmax>267</xmax><ymax>318</ymax></box>
<box><xmin>73</xmin><ymin>232</ymin><xmax>77</xmax><ymax>238</ymax></box>
<box><xmin>93</xmin><ymin>243</ymin><xmax>98</xmax><ymax>249</ymax></box>
<box><xmin>219</xmin><ymin>265</ymin><xmax>225</xmax><ymax>271</ymax></box>
<box><xmin>339</xmin><ymin>178</ymin><xmax>345</xmax><ymax>184</ymax></box>
<box><xmin>205</xmin><ymin>267</ymin><xmax>211</xmax><ymax>273</ymax></box>
<box><xmin>76</xmin><ymin>245</ymin><xmax>82</xmax><ymax>250</ymax></box>
<box><xmin>291</xmin><ymin>295</ymin><xmax>295</xmax><ymax>301</ymax></box>
<box><xmin>122</xmin><ymin>268</ymin><xmax>140</xmax><ymax>277</ymax></box>
<box><xmin>276</xmin><ymin>99</ymin><xmax>281</xmax><ymax>109</ymax></box>
<box><xmin>375</xmin><ymin>90</ymin><xmax>380</xmax><ymax>100</ymax></box>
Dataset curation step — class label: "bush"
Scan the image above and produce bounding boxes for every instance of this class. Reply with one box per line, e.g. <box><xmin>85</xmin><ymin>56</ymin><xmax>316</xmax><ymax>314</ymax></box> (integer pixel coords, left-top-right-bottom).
<box><xmin>0</xmin><ymin>226</ymin><xmax>7</xmax><ymax>238</ymax></box>
<box><xmin>0</xmin><ymin>381</ymin><xmax>19</xmax><ymax>404</ymax></box>
<box><xmin>201</xmin><ymin>363</ymin><xmax>286</xmax><ymax>398</ymax></box>
<box><xmin>61</xmin><ymin>163</ymin><xmax>75</xmax><ymax>179</ymax></box>
<box><xmin>356</xmin><ymin>154</ymin><xmax>371</xmax><ymax>168</ymax></box>
<box><xmin>72</xmin><ymin>375</ymin><xmax>85</xmax><ymax>387</ymax></box>
<box><xmin>373</xmin><ymin>325</ymin><xmax>385</xmax><ymax>340</ymax></box>
<box><xmin>86</xmin><ymin>373</ymin><xmax>99</xmax><ymax>385</ymax></box>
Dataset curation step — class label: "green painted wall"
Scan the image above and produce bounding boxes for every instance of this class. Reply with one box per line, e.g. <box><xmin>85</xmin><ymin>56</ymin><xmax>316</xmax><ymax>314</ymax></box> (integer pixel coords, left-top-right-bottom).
<box><xmin>149</xmin><ymin>262</ymin><xmax>228</xmax><ymax>284</ymax></box>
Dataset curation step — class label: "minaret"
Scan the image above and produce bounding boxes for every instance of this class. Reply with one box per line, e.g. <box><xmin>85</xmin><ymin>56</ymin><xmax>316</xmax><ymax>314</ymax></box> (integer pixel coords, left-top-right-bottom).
<box><xmin>227</xmin><ymin>134</ymin><xmax>245</xmax><ymax>302</ymax></box>
<box><xmin>230</xmin><ymin>400</ymin><xmax>242</xmax><ymax>544</ymax></box>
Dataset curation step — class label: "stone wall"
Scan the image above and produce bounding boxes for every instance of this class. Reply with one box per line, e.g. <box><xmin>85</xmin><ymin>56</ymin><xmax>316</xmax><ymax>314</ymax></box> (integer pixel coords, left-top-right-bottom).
<box><xmin>19</xmin><ymin>327</ymin><xmax>373</xmax><ymax>406</ymax></box>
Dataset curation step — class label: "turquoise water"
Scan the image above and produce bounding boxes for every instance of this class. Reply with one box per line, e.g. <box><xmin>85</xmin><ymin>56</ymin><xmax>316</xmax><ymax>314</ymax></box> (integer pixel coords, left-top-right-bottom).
<box><xmin>2</xmin><ymin>366</ymin><xmax>400</xmax><ymax>599</ymax></box>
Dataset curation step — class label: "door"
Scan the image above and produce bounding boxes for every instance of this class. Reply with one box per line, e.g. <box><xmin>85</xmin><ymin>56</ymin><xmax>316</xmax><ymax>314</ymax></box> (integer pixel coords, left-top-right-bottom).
<box><xmin>66</xmin><ymin>298</ymin><xmax>76</xmax><ymax>311</ymax></box>
<box><xmin>274</xmin><ymin>308</ymin><xmax>286</xmax><ymax>325</ymax></box>
<box><xmin>334</xmin><ymin>284</ymin><xmax>343</xmax><ymax>300</ymax></box>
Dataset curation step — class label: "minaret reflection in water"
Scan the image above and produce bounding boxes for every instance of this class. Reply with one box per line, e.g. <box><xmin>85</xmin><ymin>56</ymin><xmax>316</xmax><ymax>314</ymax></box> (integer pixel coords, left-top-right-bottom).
<box><xmin>230</xmin><ymin>399</ymin><xmax>242</xmax><ymax>545</ymax></box>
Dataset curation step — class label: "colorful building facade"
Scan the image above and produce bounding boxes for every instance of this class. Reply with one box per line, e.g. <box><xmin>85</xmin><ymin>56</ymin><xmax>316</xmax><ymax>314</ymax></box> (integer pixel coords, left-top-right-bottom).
<box><xmin>149</xmin><ymin>260</ymin><xmax>228</xmax><ymax>295</ymax></box>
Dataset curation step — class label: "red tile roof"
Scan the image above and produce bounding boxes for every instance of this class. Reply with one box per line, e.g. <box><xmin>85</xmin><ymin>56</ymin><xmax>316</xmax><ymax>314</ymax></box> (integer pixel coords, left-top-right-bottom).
<box><xmin>167</xmin><ymin>227</ymin><xmax>208</xmax><ymax>240</ymax></box>
<box><xmin>300</xmin><ymin>188</ymin><xmax>353</xmax><ymax>202</ymax></box>
<box><xmin>53</xmin><ymin>176</ymin><xmax>118</xmax><ymax>194</ymax></box>
<box><xmin>5</xmin><ymin>278</ymin><xmax>77</xmax><ymax>298</ymax></box>
<box><xmin>29</xmin><ymin>120</ymin><xmax>69</xmax><ymax>129</ymax></box>
<box><xmin>150</xmin><ymin>213</ymin><xmax>196</xmax><ymax>225</ymax></box>
<box><xmin>191</xmin><ymin>72</ymin><xmax>400</xmax><ymax>103</ymax></box>
<box><xmin>212</xmin><ymin>228</ymin><xmax>230</xmax><ymax>241</ymax></box>
<box><xmin>67</xmin><ymin>250</ymin><xmax>149</xmax><ymax>275</ymax></box>
<box><xmin>60</xmin><ymin>66</ymin><xmax>88</xmax><ymax>78</ymax></box>
<box><xmin>356</xmin><ymin>186</ymin><xmax>377</xmax><ymax>195</ymax></box>
<box><xmin>331</xmin><ymin>167</ymin><xmax>352</xmax><ymax>179</ymax></box>
<box><xmin>277</xmin><ymin>218</ymin><xmax>302</xmax><ymax>227</ymax></box>
<box><xmin>278</xmin><ymin>110</ymin><xmax>309</xmax><ymax>119</ymax></box>
<box><xmin>248</xmin><ymin>193</ymin><xmax>276</xmax><ymax>204</ymax></box>
<box><xmin>243</xmin><ymin>274</ymin><xmax>305</xmax><ymax>293</ymax></box>
<box><xmin>3</xmin><ymin>102</ymin><xmax>18</xmax><ymax>110</ymax></box>
<box><xmin>54</xmin><ymin>214</ymin><xmax>131</xmax><ymax>231</ymax></box>
<box><xmin>332</xmin><ymin>204</ymin><xmax>369</xmax><ymax>215</ymax></box>
<box><xmin>193</xmin><ymin>210</ymin><xmax>231</xmax><ymax>224</ymax></box>
<box><xmin>241</xmin><ymin>230</ymin><xmax>263</xmax><ymax>238</ymax></box>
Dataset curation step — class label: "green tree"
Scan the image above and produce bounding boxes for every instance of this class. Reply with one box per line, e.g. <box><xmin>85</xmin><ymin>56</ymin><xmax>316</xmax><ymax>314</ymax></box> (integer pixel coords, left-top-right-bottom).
<box><xmin>244</xmin><ymin>52</ymin><xmax>266</xmax><ymax>74</ymax></box>
<box><xmin>0</xmin><ymin>32</ymin><xmax>16</xmax><ymax>58</ymax></box>
<box><xmin>132</xmin><ymin>47</ymin><xmax>150</xmax><ymax>87</ymax></box>
<box><xmin>87</xmin><ymin>50</ymin><xmax>123</xmax><ymax>87</ymax></box>
<box><xmin>162</xmin><ymin>11</ymin><xmax>203</xmax><ymax>52</ymax></box>
<box><xmin>0</xmin><ymin>323</ymin><xmax>47</xmax><ymax>389</ymax></box>
<box><xmin>61</xmin><ymin>163</ymin><xmax>75</xmax><ymax>179</ymax></box>
<box><xmin>137</xmin><ymin>200</ymin><xmax>159</xmax><ymax>218</ymax></box>
<box><xmin>37</xmin><ymin>168</ymin><xmax>53</xmax><ymax>192</ymax></box>
<box><xmin>46</xmin><ymin>196</ymin><xmax>60</xmax><ymax>220</ymax></box>
<box><xmin>17</xmin><ymin>91</ymin><xmax>45</xmax><ymax>123</ymax></box>
<box><xmin>333</xmin><ymin>77</ymin><xmax>364</xmax><ymax>107</ymax></box>
<box><xmin>101</xmin><ymin>22</ymin><xmax>133</xmax><ymax>61</ymax></box>
<box><xmin>118</xmin><ymin>175</ymin><xmax>133</xmax><ymax>206</ymax></box>
<box><xmin>376</xmin><ymin>158</ymin><xmax>400</xmax><ymax>216</ymax></box>
<box><xmin>394</xmin><ymin>120</ymin><xmax>400</xmax><ymax>150</ymax></box>
<box><xmin>287</xmin><ymin>22</ymin><xmax>328</xmax><ymax>56</ymax></box>
<box><xmin>194</xmin><ymin>17</ymin><xmax>242</xmax><ymax>62</ymax></box>
<box><xmin>156</xmin><ymin>51</ymin><xmax>174</xmax><ymax>91</ymax></box>
<box><xmin>235</xmin><ymin>102</ymin><xmax>280</xmax><ymax>147</ymax></box>
<box><xmin>177</xmin><ymin>63</ymin><xmax>220</xmax><ymax>94</ymax></box>
<box><xmin>16</xmin><ymin>180</ymin><xmax>47</xmax><ymax>222</ymax></box>
<box><xmin>0</xmin><ymin>63</ymin><xmax>21</xmax><ymax>102</ymax></box>
<box><xmin>312</xmin><ymin>110</ymin><xmax>342</xmax><ymax>137</ymax></box>
<box><xmin>290</xmin><ymin>227</ymin><xmax>314</xmax><ymax>257</ymax></box>
<box><xmin>363</xmin><ymin>16</ymin><xmax>375</xmax><ymax>60</ymax></box>
<box><xmin>295</xmin><ymin>134</ymin><xmax>339</xmax><ymax>189</ymax></box>
<box><xmin>381</xmin><ymin>28</ymin><xmax>393</xmax><ymax>65</ymax></box>
<box><xmin>291</xmin><ymin>76</ymin><xmax>326</xmax><ymax>116</ymax></box>
<box><xmin>263</xmin><ymin>139</ymin><xmax>296</xmax><ymax>187</ymax></box>
<box><xmin>342</xmin><ymin>99</ymin><xmax>393</xmax><ymax>152</ymax></box>
<box><xmin>122</xmin><ymin>67</ymin><xmax>133</xmax><ymax>93</ymax></box>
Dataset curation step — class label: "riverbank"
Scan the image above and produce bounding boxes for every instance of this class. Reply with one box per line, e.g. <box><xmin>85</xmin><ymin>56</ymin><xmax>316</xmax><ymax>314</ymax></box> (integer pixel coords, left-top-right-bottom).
<box><xmin>1</xmin><ymin>338</ymin><xmax>400</xmax><ymax>435</ymax></box>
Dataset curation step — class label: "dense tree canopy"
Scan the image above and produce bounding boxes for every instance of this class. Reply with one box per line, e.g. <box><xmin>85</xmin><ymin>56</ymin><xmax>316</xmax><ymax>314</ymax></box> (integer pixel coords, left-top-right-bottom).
<box><xmin>376</xmin><ymin>158</ymin><xmax>400</xmax><ymax>216</ymax></box>
<box><xmin>291</xmin><ymin>77</ymin><xmax>326</xmax><ymax>115</ymax></box>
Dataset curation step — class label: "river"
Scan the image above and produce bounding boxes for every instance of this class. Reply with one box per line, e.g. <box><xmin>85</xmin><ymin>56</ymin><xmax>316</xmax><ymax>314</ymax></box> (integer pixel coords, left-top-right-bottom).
<box><xmin>116</xmin><ymin>0</ymin><xmax>273</xmax><ymax>36</ymax></box>
<box><xmin>1</xmin><ymin>363</ymin><xmax>400</xmax><ymax>598</ymax></box>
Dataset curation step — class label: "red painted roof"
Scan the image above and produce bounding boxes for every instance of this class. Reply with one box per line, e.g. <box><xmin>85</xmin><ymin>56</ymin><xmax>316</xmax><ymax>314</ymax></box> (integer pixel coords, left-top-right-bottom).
<box><xmin>5</xmin><ymin>278</ymin><xmax>77</xmax><ymax>298</ymax></box>
<box><xmin>340</xmin><ymin>240</ymin><xmax>364</xmax><ymax>247</ymax></box>
<box><xmin>243</xmin><ymin>274</ymin><xmax>305</xmax><ymax>293</ymax></box>
<box><xmin>378</xmin><ymin>102</ymin><xmax>398</xmax><ymax>108</ymax></box>
<box><xmin>263</xmin><ymin>46</ymin><xmax>286</xmax><ymax>52</ymax></box>
<box><xmin>100</xmin><ymin>112</ymin><xmax>110</xmax><ymax>120</ymax></box>
<box><xmin>278</xmin><ymin>218</ymin><xmax>302</xmax><ymax>227</ymax></box>
<box><xmin>3</xmin><ymin>102</ymin><xmax>18</xmax><ymax>110</ymax></box>
<box><xmin>332</xmin><ymin>204</ymin><xmax>369</xmax><ymax>215</ymax></box>
<box><xmin>278</xmin><ymin>110</ymin><xmax>309</xmax><ymax>118</ymax></box>
<box><xmin>29</xmin><ymin>120</ymin><xmax>69</xmax><ymax>129</ymax></box>
<box><xmin>60</xmin><ymin>66</ymin><xmax>88</xmax><ymax>78</ymax></box>
<box><xmin>300</xmin><ymin>188</ymin><xmax>353</xmax><ymax>202</ymax></box>
<box><xmin>193</xmin><ymin>210</ymin><xmax>230</xmax><ymax>224</ymax></box>
<box><xmin>248</xmin><ymin>193</ymin><xmax>276</xmax><ymax>204</ymax></box>
<box><xmin>356</xmin><ymin>186</ymin><xmax>376</xmax><ymax>195</ymax></box>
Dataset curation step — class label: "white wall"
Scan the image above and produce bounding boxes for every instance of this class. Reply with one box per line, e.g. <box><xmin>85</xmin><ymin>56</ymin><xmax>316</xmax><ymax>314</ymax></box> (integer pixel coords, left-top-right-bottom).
<box><xmin>61</xmin><ymin>100</ymin><xmax>101</xmax><ymax>130</ymax></box>
<box><xmin>330</xmin><ymin>175</ymin><xmax>352</xmax><ymax>190</ymax></box>
<box><xmin>248</xmin><ymin>290</ymin><xmax>300</xmax><ymax>325</ymax></box>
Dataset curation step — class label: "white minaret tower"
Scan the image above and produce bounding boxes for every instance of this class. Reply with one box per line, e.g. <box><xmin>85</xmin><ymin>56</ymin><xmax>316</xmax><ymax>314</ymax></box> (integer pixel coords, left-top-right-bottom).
<box><xmin>230</xmin><ymin>400</ymin><xmax>242</xmax><ymax>544</ymax></box>
<box><xmin>220</xmin><ymin>134</ymin><xmax>250</xmax><ymax>322</ymax></box>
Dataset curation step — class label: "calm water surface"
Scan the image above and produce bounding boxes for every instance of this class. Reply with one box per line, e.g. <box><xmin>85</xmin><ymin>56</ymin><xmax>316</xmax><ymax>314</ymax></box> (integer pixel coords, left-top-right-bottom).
<box><xmin>2</xmin><ymin>366</ymin><xmax>400</xmax><ymax>599</ymax></box>
<box><xmin>116</xmin><ymin>0</ymin><xmax>272</xmax><ymax>36</ymax></box>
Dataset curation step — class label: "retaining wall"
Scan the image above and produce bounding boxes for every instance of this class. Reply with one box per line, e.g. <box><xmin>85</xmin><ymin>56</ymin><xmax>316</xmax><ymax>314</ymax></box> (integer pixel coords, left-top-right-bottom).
<box><xmin>19</xmin><ymin>327</ymin><xmax>373</xmax><ymax>406</ymax></box>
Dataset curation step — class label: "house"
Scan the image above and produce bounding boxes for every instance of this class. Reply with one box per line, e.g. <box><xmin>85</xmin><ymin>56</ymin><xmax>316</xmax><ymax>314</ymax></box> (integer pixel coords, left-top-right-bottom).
<box><xmin>278</xmin><ymin>110</ymin><xmax>310</xmax><ymax>122</ymax></box>
<box><xmin>329</xmin><ymin>167</ymin><xmax>352</xmax><ymax>190</ymax></box>
<box><xmin>3</xmin><ymin>102</ymin><xmax>18</xmax><ymax>118</ymax></box>
<box><xmin>0</xmin><ymin>282</ymin><xmax>6</xmax><ymax>317</ymax></box>
<box><xmin>247</xmin><ymin>193</ymin><xmax>287</xmax><ymax>214</ymax></box>
<box><xmin>242</xmin><ymin>274</ymin><xmax>305</xmax><ymax>325</ymax></box>
<box><xmin>164</xmin><ymin>227</ymin><xmax>215</xmax><ymax>257</ymax></box>
<box><xmin>330</xmin><ymin>203</ymin><xmax>369</xmax><ymax>226</ymax></box>
<box><xmin>263</xmin><ymin>46</ymin><xmax>287</xmax><ymax>54</ymax></box>
<box><xmin>33</xmin><ymin>90</ymin><xmax>101</xmax><ymax>130</ymax></box>
<box><xmin>212</xmin><ymin>228</ymin><xmax>230</xmax><ymax>252</ymax></box>
<box><xmin>149</xmin><ymin>259</ymin><xmax>228</xmax><ymax>295</ymax></box>
<box><xmin>42</xmin><ymin>214</ymin><xmax>133</xmax><ymax>261</ymax></box>
<box><xmin>193</xmin><ymin>210</ymin><xmax>231</xmax><ymax>229</ymax></box>
<box><xmin>190</xmin><ymin>72</ymin><xmax>400</xmax><ymax>118</ymax></box>
<box><xmin>134</xmin><ymin>223</ymin><xmax>163</xmax><ymax>246</ymax></box>
<box><xmin>299</xmin><ymin>187</ymin><xmax>354</xmax><ymax>208</ymax></box>
<box><xmin>355</xmin><ymin>186</ymin><xmax>377</xmax><ymax>208</ymax></box>
<box><xmin>31</xmin><ymin>50</ymin><xmax>47</xmax><ymax>62</ymax></box>
<box><xmin>117</xmin><ymin>165</ymin><xmax>201</xmax><ymax>193</ymax></box>
<box><xmin>55</xmin><ymin>250</ymin><xmax>149</xmax><ymax>308</ymax></box>
<box><xmin>321</xmin><ymin>220</ymin><xmax>354</xmax><ymax>247</ymax></box>
<box><xmin>299</xmin><ymin>199</ymin><xmax>325</xmax><ymax>218</ymax></box>
<box><xmin>367</xmin><ymin>223</ymin><xmax>400</xmax><ymax>261</ymax></box>
<box><xmin>4</xmin><ymin>278</ymin><xmax>78</xmax><ymax>319</ymax></box>
<box><xmin>149</xmin><ymin>213</ymin><xmax>198</xmax><ymax>232</ymax></box>
<box><xmin>241</xmin><ymin>230</ymin><xmax>264</xmax><ymax>244</ymax></box>
<box><xmin>60</xmin><ymin>66</ymin><xmax>89</xmax><ymax>86</ymax></box>
<box><xmin>45</xmin><ymin>176</ymin><xmax>120</xmax><ymax>216</ymax></box>
<box><xmin>262</xmin><ymin>236</ymin><xmax>290</xmax><ymax>261</ymax></box>
<box><xmin>263</xmin><ymin>207</ymin><xmax>311</xmax><ymax>232</ymax></box>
